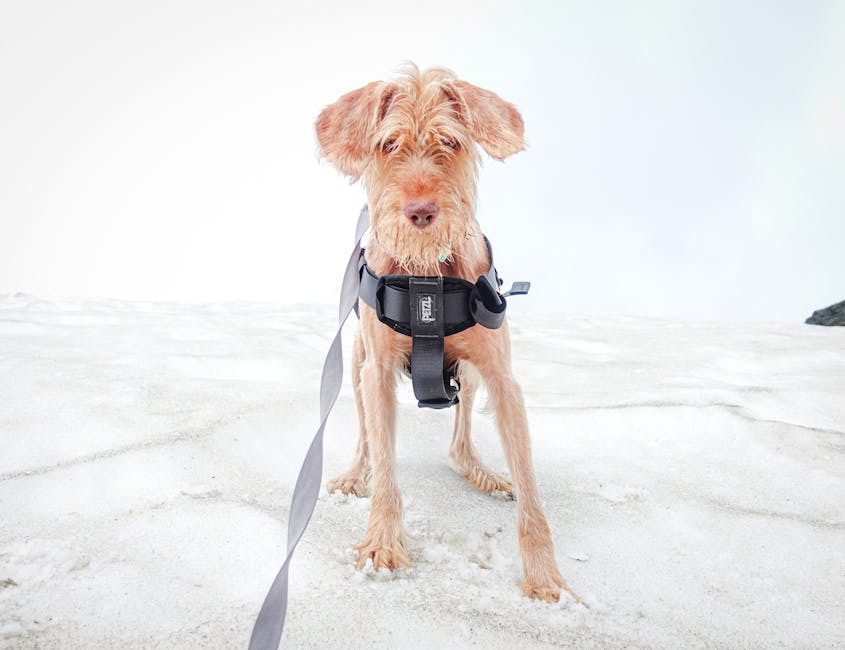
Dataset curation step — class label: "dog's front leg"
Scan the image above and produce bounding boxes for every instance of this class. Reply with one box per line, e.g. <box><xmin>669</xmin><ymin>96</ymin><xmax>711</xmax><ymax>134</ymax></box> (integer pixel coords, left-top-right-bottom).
<box><xmin>477</xmin><ymin>327</ymin><xmax>583</xmax><ymax>604</ymax></box>
<box><xmin>328</xmin><ymin>330</ymin><xmax>370</xmax><ymax>496</ymax></box>
<box><xmin>353</xmin><ymin>327</ymin><xmax>410</xmax><ymax>570</ymax></box>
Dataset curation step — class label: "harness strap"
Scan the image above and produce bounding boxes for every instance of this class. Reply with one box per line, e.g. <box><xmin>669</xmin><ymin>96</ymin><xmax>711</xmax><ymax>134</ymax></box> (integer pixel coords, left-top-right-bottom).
<box><xmin>408</xmin><ymin>276</ymin><xmax>458</xmax><ymax>408</ymax></box>
<box><xmin>358</xmin><ymin>260</ymin><xmax>477</xmax><ymax>336</ymax></box>
<box><xmin>357</xmin><ymin>236</ymin><xmax>520</xmax><ymax>336</ymax></box>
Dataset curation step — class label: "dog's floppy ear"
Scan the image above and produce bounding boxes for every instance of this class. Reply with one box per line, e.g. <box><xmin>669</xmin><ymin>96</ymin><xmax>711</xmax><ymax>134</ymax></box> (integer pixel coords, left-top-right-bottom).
<box><xmin>447</xmin><ymin>80</ymin><xmax>525</xmax><ymax>160</ymax></box>
<box><xmin>316</xmin><ymin>81</ymin><xmax>396</xmax><ymax>180</ymax></box>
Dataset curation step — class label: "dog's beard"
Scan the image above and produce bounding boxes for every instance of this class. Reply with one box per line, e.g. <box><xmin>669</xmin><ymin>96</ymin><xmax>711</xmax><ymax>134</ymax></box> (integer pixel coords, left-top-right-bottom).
<box><xmin>374</xmin><ymin>213</ymin><xmax>479</xmax><ymax>275</ymax></box>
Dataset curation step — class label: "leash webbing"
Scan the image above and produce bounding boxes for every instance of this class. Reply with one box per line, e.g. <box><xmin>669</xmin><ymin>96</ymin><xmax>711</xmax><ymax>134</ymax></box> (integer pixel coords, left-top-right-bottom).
<box><xmin>249</xmin><ymin>205</ymin><xmax>370</xmax><ymax>650</ymax></box>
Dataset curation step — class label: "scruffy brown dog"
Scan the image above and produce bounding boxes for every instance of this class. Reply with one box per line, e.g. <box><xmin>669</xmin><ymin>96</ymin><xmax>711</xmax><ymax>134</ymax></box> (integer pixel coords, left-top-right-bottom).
<box><xmin>316</xmin><ymin>65</ymin><xmax>580</xmax><ymax>604</ymax></box>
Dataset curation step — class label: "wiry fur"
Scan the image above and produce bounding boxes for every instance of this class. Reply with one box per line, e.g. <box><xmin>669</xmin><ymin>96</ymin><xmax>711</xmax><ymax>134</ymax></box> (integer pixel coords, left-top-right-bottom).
<box><xmin>316</xmin><ymin>64</ymin><xmax>581</xmax><ymax>605</ymax></box>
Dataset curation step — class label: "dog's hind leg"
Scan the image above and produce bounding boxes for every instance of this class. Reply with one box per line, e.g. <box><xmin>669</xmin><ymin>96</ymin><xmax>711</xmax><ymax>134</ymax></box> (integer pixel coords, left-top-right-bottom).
<box><xmin>327</xmin><ymin>329</ymin><xmax>370</xmax><ymax>496</ymax></box>
<box><xmin>449</xmin><ymin>363</ymin><xmax>514</xmax><ymax>498</ymax></box>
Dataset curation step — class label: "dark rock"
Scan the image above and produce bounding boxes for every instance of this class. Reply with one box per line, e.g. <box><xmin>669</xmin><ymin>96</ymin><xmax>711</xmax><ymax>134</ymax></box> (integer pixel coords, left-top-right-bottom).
<box><xmin>805</xmin><ymin>300</ymin><xmax>845</xmax><ymax>326</ymax></box>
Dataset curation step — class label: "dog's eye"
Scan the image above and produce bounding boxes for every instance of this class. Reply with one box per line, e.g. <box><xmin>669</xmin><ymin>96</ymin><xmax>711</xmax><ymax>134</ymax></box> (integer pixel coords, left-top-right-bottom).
<box><xmin>381</xmin><ymin>138</ymin><xmax>398</xmax><ymax>154</ymax></box>
<box><xmin>439</xmin><ymin>136</ymin><xmax>458</xmax><ymax>150</ymax></box>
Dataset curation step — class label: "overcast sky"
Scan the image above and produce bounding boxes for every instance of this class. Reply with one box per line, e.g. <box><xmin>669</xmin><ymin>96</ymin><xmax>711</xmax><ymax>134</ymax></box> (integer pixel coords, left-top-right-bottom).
<box><xmin>1</xmin><ymin>1</ymin><xmax>843</xmax><ymax>322</ymax></box>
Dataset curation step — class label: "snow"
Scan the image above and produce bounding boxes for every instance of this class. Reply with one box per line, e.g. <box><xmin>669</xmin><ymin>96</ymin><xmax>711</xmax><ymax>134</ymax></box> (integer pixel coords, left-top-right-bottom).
<box><xmin>1</xmin><ymin>292</ymin><xmax>843</xmax><ymax>649</ymax></box>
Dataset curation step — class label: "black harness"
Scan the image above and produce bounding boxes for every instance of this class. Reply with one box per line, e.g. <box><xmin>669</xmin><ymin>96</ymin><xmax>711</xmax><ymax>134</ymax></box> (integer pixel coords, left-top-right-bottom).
<box><xmin>357</xmin><ymin>238</ymin><xmax>529</xmax><ymax>409</ymax></box>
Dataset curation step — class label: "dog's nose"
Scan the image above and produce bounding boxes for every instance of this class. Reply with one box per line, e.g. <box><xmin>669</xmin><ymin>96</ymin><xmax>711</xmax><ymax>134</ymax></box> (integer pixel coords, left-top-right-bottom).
<box><xmin>404</xmin><ymin>201</ymin><xmax>439</xmax><ymax>229</ymax></box>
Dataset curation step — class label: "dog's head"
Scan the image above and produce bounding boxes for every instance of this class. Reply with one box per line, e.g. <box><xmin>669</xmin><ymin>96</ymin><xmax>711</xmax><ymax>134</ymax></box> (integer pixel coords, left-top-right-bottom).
<box><xmin>316</xmin><ymin>65</ymin><xmax>524</xmax><ymax>273</ymax></box>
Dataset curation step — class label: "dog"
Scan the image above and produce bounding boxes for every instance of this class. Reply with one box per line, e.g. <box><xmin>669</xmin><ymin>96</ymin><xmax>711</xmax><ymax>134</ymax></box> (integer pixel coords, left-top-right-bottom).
<box><xmin>316</xmin><ymin>64</ymin><xmax>580</xmax><ymax>604</ymax></box>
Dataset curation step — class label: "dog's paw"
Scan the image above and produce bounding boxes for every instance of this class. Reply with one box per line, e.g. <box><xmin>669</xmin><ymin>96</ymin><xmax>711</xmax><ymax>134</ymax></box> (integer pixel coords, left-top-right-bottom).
<box><xmin>464</xmin><ymin>466</ymin><xmax>513</xmax><ymax>498</ymax></box>
<box><xmin>327</xmin><ymin>472</ymin><xmax>368</xmax><ymax>497</ymax></box>
<box><xmin>521</xmin><ymin>574</ymin><xmax>586</xmax><ymax>606</ymax></box>
<box><xmin>354</xmin><ymin>537</ymin><xmax>410</xmax><ymax>571</ymax></box>
<box><xmin>521</xmin><ymin>581</ymin><xmax>561</xmax><ymax>603</ymax></box>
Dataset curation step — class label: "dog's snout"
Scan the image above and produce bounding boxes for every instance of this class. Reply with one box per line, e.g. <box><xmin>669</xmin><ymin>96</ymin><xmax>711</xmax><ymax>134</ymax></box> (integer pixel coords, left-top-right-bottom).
<box><xmin>404</xmin><ymin>201</ymin><xmax>439</xmax><ymax>229</ymax></box>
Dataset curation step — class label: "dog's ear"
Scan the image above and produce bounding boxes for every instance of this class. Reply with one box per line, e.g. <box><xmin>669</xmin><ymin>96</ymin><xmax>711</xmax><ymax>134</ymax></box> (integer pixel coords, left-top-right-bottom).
<box><xmin>316</xmin><ymin>81</ymin><xmax>396</xmax><ymax>180</ymax></box>
<box><xmin>447</xmin><ymin>81</ymin><xmax>525</xmax><ymax>160</ymax></box>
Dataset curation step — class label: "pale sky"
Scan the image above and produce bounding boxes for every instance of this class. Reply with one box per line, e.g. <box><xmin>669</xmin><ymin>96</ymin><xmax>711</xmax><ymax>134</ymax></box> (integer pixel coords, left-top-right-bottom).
<box><xmin>1</xmin><ymin>0</ymin><xmax>843</xmax><ymax>322</ymax></box>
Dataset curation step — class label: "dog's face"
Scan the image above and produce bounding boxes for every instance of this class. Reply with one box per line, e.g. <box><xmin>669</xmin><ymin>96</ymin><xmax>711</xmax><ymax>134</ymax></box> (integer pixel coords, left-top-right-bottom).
<box><xmin>316</xmin><ymin>66</ymin><xmax>525</xmax><ymax>273</ymax></box>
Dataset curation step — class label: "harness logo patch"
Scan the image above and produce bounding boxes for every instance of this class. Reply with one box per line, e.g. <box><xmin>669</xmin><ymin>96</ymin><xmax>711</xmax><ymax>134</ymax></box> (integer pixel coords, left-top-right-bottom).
<box><xmin>418</xmin><ymin>294</ymin><xmax>436</xmax><ymax>323</ymax></box>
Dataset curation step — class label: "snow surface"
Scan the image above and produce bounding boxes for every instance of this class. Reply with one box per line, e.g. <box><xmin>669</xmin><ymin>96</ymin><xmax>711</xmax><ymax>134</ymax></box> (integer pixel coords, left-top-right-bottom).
<box><xmin>1</xmin><ymin>293</ymin><xmax>844</xmax><ymax>649</ymax></box>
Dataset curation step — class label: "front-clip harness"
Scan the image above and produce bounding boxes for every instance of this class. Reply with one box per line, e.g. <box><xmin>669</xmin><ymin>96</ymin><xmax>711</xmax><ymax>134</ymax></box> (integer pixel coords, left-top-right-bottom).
<box><xmin>357</xmin><ymin>236</ymin><xmax>530</xmax><ymax>409</ymax></box>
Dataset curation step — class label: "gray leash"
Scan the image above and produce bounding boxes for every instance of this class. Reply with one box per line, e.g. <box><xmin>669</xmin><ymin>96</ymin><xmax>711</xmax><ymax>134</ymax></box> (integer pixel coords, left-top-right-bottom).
<box><xmin>249</xmin><ymin>205</ymin><xmax>370</xmax><ymax>650</ymax></box>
